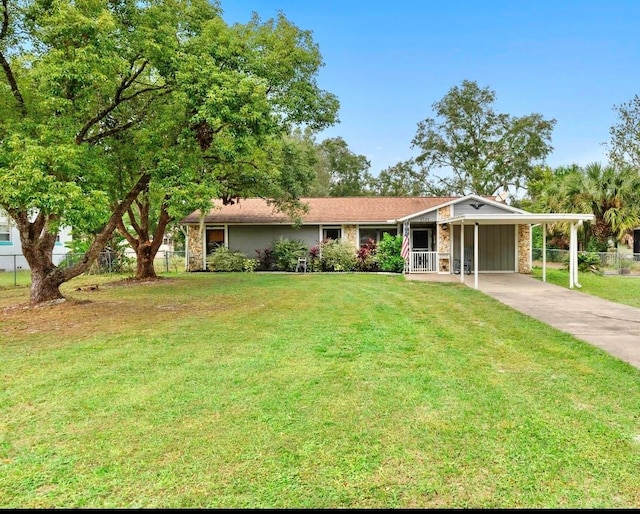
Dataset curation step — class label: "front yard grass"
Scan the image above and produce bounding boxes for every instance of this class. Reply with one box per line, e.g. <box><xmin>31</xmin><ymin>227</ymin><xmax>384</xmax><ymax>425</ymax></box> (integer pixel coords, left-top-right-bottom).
<box><xmin>531</xmin><ymin>267</ymin><xmax>640</xmax><ymax>309</ymax></box>
<box><xmin>1</xmin><ymin>273</ymin><xmax>639</xmax><ymax>508</ymax></box>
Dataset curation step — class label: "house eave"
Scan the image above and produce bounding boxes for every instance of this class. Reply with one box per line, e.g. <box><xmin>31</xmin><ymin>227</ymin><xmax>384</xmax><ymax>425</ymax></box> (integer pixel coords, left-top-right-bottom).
<box><xmin>439</xmin><ymin>213</ymin><xmax>595</xmax><ymax>225</ymax></box>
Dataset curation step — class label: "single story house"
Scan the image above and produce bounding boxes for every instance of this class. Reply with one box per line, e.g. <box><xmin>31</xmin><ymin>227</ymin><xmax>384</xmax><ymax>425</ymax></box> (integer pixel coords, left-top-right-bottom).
<box><xmin>180</xmin><ymin>195</ymin><xmax>594</xmax><ymax>289</ymax></box>
<box><xmin>0</xmin><ymin>210</ymin><xmax>72</xmax><ymax>272</ymax></box>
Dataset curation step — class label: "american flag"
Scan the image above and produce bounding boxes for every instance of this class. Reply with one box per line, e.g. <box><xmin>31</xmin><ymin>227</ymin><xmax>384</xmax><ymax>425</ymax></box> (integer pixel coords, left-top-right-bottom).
<box><xmin>400</xmin><ymin>221</ymin><xmax>410</xmax><ymax>260</ymax></box>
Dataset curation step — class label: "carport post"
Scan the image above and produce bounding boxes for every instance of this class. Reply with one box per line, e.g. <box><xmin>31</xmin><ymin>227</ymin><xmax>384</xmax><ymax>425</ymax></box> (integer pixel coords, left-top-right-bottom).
<box><xmin>459</xmin><ymin>221</ymin><xmax>464</xmax><ymax>284</ymax></box>
<box><xmin>542</xmin><ymin>224</ymin><xmax>547</xmax><ymax>283</ymax></box>
<box><xmin>474</xmin><ymin>222</ymin><xmax>479</xmax><ymax>290</ymax></box>
<box><xmin>569</xmin><ymin>222</ymin><xmax>575</xmax><ymax>289</ymax></box>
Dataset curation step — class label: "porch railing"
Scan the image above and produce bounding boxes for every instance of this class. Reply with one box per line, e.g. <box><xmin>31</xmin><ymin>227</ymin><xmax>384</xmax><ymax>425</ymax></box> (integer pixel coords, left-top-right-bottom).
<box><xmin>409</xmin><ymin>251</ymin><xmax>438</xmax><ymax>273</ymax></box>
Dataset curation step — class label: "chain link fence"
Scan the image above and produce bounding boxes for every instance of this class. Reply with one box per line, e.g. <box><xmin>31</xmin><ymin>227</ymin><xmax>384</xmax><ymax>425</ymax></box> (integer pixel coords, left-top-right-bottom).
<box><xmin>531</xmin><ymin>248</ymin><xmax>640</xmax><ymax>275</ymax></box>
<box><xmin>0</xmin><ymin>250</ymin><xmax>186</xmax><ymax>287</ymax></box>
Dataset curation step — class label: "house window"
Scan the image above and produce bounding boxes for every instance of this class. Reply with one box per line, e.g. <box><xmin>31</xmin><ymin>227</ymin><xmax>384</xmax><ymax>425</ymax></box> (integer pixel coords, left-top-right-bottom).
<box><xmin>206</xmin><ymin>228</ymin><xmax>225</xmax><ymax>254</ymax></box>
<box><xmin>0</xmin><ymin>220</ymin><xmax>10</xmax><ymax>242</ymax></box>
<box><xmin>359</xmin><ymin>227</ymin><xmax>397</xmax><ymax>247</ymax></box>
<box><xmin>322</xmin><ymin>227</ymin><xmax>341</xmax><ymax>241</ymax></box>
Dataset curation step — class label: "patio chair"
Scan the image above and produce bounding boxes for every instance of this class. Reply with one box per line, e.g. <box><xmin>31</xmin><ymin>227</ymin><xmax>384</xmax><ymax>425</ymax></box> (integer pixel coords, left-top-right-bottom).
<box><xmin>453</xmin><ymin>249</ymin><xmax>472</xmax><ymax>275</ymax></box>
<box><xmin>296</xmin><ymin>257</ymin><xmax>307</xmax><ymax>273</ymax></box>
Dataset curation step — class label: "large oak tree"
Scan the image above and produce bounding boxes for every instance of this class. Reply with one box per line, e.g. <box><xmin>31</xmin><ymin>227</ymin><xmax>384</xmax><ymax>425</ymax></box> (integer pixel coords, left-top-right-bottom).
<box><xmin>0</xmin><ymin>0</ymin><xmax>338</xmax><ymax>298</ymax></box>
<box><xmin>411</xmin><ymin>80</ymin><xmax>556</xmax><ymax>196</ymax></box>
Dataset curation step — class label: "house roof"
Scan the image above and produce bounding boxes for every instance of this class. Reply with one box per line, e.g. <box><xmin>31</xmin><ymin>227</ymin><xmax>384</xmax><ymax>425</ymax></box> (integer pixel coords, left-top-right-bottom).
<box><xmin>180</xmin><ymin>196</ymin><xmax>461</xmax><ymax>225</ymax></box>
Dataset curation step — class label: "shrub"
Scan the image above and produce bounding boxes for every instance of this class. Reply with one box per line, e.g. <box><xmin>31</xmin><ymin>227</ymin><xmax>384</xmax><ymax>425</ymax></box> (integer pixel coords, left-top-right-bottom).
<box><xmin>272</xmin><ymin>238</ymin><xmax>308</xmax><ymax>272</ymax></box>
<box><xmin>308</xmin><ymin>245</ymin><xmax>321</xmax><ymax>272</ymax></box>
<box><xmin>564</xmin><ymin>252</ymin><xmax>602</xmax><ymax>274</ymax></box>
<box><xmin>243</xmin><ymin>258</ymin><xmax>259</xmax><ymax>273</ymax></box>
<box><xmin>320</xmin><ymin>239</ymin><xmax>357</xmax><ymax>272</ymax></box>
<box><xmin>377</xmin><ymin>233</ymin><xmax>405</xmax><ymax>273</ymax></box>
<box><xmin>255</xmin><ymin>247</ymin><xmax>275</xmax><ymax>271</ymax></box>
<box><xmin>356</xmin><ymin>238</ymin><xmax>379</xmax><ymax>271</ymax></box>
<box><xmin>206</xmin><ymin>246</ymin><xmax>246</xmax><ymax>272</ymax></box>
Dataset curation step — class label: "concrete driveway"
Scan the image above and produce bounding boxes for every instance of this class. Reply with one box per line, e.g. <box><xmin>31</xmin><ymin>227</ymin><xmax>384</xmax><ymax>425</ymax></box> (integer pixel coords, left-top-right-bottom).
<box><xmin>407</xmin><ymin>273</ymin><xmax>640</xmax><ymax>369</ymax></box>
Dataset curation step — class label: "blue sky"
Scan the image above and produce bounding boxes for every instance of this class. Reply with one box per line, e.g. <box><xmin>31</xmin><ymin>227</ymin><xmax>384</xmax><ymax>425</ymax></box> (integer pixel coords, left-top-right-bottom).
<box><xmin>221</xmin><ymin>0</ymin><xmax>640</xmax><ymax>177</ymax></box>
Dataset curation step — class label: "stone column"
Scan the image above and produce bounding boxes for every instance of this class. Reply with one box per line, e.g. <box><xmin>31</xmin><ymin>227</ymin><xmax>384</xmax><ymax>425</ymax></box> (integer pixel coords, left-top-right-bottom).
<box><xmin>187</xmin><ymin>225</ymin><xmax>204</xmax><ymax>271</ymax></box>
<box><xmin>343</xmin><ymin>225</ymin><xmax>358</xmax><ymax>246</ymax></box>
<box><xmin>437</xmin><ymin>206</ymin><xmax>451</xmax><ymax>272</ymax></box>
<box><xmin>517</xmin><ymin>224</ymin><xmax>531</xmax><ymax>274</ymax></box>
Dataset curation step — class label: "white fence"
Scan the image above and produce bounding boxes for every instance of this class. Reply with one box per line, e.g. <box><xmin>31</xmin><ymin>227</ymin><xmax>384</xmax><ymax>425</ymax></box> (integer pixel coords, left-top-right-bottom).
<box><xmin>409</xmin><ymin>251</ymin><xmax>438</xmax><ymax>273</ymax></box>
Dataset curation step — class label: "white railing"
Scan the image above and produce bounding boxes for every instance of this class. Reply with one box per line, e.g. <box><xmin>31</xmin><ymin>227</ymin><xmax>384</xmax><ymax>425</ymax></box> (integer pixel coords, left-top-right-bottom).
<box><xmin>410</xmin><ymin>251</ymin><xmax>438</xmax><ymax>273</ymax></box>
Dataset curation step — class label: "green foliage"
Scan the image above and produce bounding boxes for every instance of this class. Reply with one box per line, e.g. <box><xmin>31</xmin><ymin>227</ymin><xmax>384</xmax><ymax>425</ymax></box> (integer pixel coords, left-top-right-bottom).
<box><xmin>319</xmin><ymin>239</ymin><xmax>357</xmax><ymax>271</ymax></box>
<box><xmin>0</xmin><ymin>0</ymin><xmax>339</xmax><ymax>301</ymax></box>
<box><xmin>243</xmin><ymin>258</ymin><xmax>259</xmax><ymax>273</ymax></box>
<box><xmin>564</xmin><ymin>252</ymin><xmax>603</xmax><ymax>274</ymax></box>
<box><xmin>586</xmin><ymin>238</ymin><xmax>609</xmax><ymax>253</ymax></box>
<box><xmin>609</xmin><ymin>94</ymin><xmax>640</xmax><ymax>169</ymax></box>
<box><xmin>411</xmin><ymin>79</ymin><xmax>556</xmax><ymax>196</ymax></box>
<box><xmin>308</xmin><ymin>136</ymin><xmax>373</xmax><ymax>197</ymax></box>
<box><xmin>541</xmin><ymin>163</ymin><xmax>640</xmax><ymax>246</ymax></box>
<box><xmin>377</xmin><ymin>233</ymin><xmax>405</xmax><ymax>273</ymax></box>
<box><xmin>368</xmin><ymin>159</ymin><xmax>429</xmax><ymax>196</ymax></box>
<box><xmin>356</xmin><ymin>239</ymin><xmax>379</xmax><ymax>271</ymax></box>
<box><xmin>206</xmin><ymin>246</ymin><xmax>246</xmax><ymax>272</ymax></box>
<box><xmin>272</xmin><ymin>238</ymin><xmax>308</xmax><ymax>272</ymax></box>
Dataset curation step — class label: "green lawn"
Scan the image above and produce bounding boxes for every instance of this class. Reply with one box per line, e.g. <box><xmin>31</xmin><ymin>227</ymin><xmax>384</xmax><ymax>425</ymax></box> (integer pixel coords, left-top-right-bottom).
<box><xmin>531</xmin><ymin>267</ymin><xmax>640</xmax><ymax>309</ymax></box>
<box><xmin>1</xmin><ymin>273</ymin><xmax>639</xmax><ymax>508</ymax></box>
<box><xmin>0</xmin><ymin>270</ymin><xmax>31</xmax><ymax>289</ymax></box>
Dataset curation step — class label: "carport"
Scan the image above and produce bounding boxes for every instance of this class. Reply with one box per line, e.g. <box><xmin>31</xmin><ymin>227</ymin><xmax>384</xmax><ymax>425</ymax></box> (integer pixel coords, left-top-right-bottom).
<box><xmin>441</xmin><ymin>213</ymin><xmax>595</xmax><ymax>290</ymax></box>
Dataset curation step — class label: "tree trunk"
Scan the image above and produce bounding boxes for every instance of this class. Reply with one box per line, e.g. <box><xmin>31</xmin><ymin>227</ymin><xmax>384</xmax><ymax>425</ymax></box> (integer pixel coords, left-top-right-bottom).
<box><xmin>30</xmin><ymin>266</ymin><xmax>65</xmax><ymax>303</ymax></box>
<box><xmin>117</xmin><ymin>196</ymin><xmax>172</xmax><ymax>280</ymax></box>
<box><xmin>8</xmin><ymin>173</ymin><xmax>151</xmax><ymax>304</ymax></box>
<box><xmin>135</xmin><ymin>242</ymin><xmax>158</xmax><ymax>279</ymax></box>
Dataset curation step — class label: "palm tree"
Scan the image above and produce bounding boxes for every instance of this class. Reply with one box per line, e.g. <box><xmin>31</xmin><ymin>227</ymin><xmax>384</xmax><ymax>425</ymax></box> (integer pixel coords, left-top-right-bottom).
<box><xmin>561</xmin><ymin>162</ymin><xmax>640</xmax><ymax>245</ymax></box>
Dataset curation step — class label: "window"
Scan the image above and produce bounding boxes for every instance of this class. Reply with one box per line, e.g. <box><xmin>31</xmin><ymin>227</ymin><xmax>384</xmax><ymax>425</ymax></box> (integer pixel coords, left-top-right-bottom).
<box><xmin>322</xmin><ymin>227</ymin><xmax>341</xmax><ymax>241</ymax></box>
<box><xmin>206</xmin><ymin>228</ymin><xmax>225</xmax><ymax>253</ymax></box>
<box><xmin>0</xmin><ymin>219</ymin><xmax>10</xmax><ymax>242</ymax></box>
<box><xmin>358</xmin><ymin>227</ymin><xmax>397</xmax><ymax>247</ymax></box>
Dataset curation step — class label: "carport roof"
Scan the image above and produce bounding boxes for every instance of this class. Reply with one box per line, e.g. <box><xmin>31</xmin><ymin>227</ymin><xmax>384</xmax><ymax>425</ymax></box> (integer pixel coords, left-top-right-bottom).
<box><xmin>440</xmin><ymin>213</ymin><xmax>595</xmax><ymax>225</ymax></box>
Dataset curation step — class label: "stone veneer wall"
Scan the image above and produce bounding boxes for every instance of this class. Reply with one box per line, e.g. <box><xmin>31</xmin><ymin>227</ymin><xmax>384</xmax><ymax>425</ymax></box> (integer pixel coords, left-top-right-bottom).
<box><xmin>437</xmin><ymin>206</ymin><xmax>451</xmax><ymax>272</ymax></box>
<box><xmin>343</xmin><ymin>225</ymin><xmax>358</xmax><ymax>247</ymax></box>
<box><xmin>187</xmin><ymin>225</ymin><xmax>204</xmax><ymax>271</ymax></box>
<box><xmin>517</xmin><ymin>224</ymin><xmax>531</xmax><ymax>274</ymax></box>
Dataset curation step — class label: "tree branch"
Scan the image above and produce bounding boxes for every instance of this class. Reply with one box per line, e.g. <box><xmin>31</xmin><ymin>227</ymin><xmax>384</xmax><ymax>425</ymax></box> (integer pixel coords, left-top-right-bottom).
<box><xmin>126</xmin><ymin>204</ymin><xmax>143</xmax><ymax>238</ymax></box>
<box><xmin>75</xmin><ymin>59</ymin><xmax>169</xmax><ymax>144</ymax></box>
<box><xmin>0</xmin><ymin>0</ymin><xmax>27</xmax><ymax>116</ymax></box>
<box><xmin>150</xmin><ymin>201</ymin><xmax>172</xmax><ymax>255</ymax></box>
<box><xmin>61</xmin><ymin>173</ymin><xmax>152</xmax><ymax>281</ymax></box>
<box><xmin>116</xmin><ymin>215</ymin><xmax>139</xmax><ymax>250</ymax></box>
<box><xmin>1</xmin><ymin>0</ymin><xmax>8</xmax><ymax>40</ymax></box>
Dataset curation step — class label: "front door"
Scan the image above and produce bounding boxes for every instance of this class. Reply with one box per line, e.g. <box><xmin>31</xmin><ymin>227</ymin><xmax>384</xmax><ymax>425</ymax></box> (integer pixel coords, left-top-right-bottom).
<box><xmin>411</xmin><ymin>228</ymin><xmax>432</xmax><ymax>251</ymax></box>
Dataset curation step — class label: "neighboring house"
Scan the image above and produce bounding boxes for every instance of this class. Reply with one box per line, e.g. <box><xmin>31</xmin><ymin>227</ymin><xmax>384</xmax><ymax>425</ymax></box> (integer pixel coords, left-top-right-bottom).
<box><xmin>0</xmin><ymin>211</ymin><xmax>72</xmax><ymax>271</ymax></box>
<box><xmin>179</xmin><ymin>195</ymin><xmax>593</xmax><ymax>289</ymax></box>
